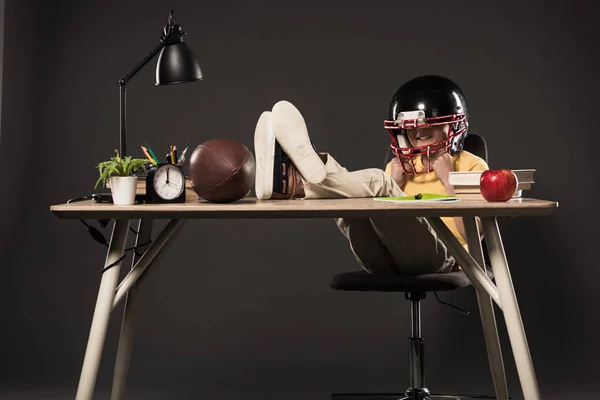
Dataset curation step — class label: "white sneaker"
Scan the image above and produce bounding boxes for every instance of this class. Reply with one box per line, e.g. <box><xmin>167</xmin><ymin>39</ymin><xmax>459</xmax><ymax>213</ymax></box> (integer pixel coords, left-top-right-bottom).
<box><xmin>253</xmin><ymin>111</ymin><xmax>276</xmax><ymax>200</ymax></box>
<box><xmin>271</xmin><ymin>100</ymin><xmax>327</xmax><ymax>184</ymax></box>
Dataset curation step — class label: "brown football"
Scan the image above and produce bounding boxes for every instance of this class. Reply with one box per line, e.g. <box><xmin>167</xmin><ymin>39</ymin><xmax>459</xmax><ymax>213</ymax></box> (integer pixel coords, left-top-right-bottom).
<box><xmin>188</xmin><ymin>138</ymin><xmax>256</xmax><ymax>203</ymax></box>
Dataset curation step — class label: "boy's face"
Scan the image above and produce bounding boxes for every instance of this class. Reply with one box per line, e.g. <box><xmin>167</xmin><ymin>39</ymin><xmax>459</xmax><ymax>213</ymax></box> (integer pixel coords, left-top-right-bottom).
<box><xmin>406</xmin><ymin>124</ymin><xmax>449</xmax><ymax>152</ymax></box>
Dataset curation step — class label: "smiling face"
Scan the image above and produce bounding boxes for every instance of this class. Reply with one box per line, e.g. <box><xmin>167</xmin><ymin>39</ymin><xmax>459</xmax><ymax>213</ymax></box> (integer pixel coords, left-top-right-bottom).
<box><xmin>406</xmin><ymin>124</ymin><xmax>450</xmax><ymax>151</ymax></box>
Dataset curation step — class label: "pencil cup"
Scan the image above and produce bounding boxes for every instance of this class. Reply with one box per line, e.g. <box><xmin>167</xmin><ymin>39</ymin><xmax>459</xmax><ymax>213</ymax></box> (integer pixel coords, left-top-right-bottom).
<box><xmin>109</xmin><ymin>176</ymin><xmax>138</xmax><ymax>205</ymax></box>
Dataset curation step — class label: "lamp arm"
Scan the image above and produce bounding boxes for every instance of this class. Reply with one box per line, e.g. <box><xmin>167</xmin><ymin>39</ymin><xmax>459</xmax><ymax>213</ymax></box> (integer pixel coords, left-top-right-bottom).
<box><xmin>118</xmin><ymin>41</ymin><xmax>166</xmax><ymax>85</ymax></box>
<box><xmin>116</xmin><ymin>9</ymin><xmax>184</xmax><ymax>156</ymax></box>
<box><xmin>117</xmin><ymin>41</ymin><xmax>166</xmax><ymax>157</ymax></box>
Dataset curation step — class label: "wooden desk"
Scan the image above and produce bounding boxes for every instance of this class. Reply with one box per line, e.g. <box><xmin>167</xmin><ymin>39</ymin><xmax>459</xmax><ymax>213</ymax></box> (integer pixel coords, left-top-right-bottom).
<box><xmin>51</xmin><ymin>197</ymin><xmax>557</xmax><ymax>219</ymax></box>
<box><xmin>51</xmin><ymin>197</ymin><xmax>558</xmax><ymax>400</ymax></box>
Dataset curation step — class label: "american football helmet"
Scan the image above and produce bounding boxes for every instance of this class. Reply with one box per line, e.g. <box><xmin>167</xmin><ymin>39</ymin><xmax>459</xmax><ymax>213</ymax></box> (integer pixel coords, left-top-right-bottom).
<box><xmin>384</xmin><ymin>75</ymin><xmax>469</xmax><ymax>175</ymax></box>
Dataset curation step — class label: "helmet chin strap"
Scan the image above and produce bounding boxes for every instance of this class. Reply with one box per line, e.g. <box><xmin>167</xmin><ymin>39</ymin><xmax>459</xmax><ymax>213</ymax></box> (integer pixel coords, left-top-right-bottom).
<box><xmin>396</xmin><ymin>134</ymin><xmax>411</xmax><ymax>153</ymax></box>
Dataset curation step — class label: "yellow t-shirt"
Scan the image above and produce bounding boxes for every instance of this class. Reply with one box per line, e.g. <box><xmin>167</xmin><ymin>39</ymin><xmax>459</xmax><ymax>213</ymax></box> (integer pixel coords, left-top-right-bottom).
<box><xmin>384</xmin><ymin>150</ymin><xmax>489</xmax><ymax>249</ymax></box>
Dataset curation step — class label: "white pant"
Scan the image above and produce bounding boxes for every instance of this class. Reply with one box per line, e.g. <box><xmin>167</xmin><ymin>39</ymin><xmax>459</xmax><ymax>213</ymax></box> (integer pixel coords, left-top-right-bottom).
<box><xmin>303</xmin><ymin>154</ymin><xmax>456</xmax><ymax>275</ymax></box>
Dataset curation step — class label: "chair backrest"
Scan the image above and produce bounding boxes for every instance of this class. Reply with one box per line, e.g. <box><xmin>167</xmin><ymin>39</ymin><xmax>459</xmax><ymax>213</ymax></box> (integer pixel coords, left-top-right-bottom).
<box><xmin>383</xmin><ymin>134</ymin><xmax>488</xmax><ymax>169</ymax></box>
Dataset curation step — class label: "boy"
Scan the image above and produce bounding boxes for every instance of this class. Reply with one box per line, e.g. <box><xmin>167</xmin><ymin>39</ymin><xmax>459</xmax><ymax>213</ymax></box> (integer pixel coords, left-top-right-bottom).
<box><xmin>254</xmin><ymin>75</ymin><xmax>488</xmax><ymax>276</ymax></box>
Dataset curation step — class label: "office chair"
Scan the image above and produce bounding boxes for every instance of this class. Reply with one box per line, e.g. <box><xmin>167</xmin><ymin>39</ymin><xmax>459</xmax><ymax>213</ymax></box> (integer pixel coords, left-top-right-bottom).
<box><xmin>329</xmin><ymin>134</ymin><xmax>503</xmax><ymax>400</ymax></box>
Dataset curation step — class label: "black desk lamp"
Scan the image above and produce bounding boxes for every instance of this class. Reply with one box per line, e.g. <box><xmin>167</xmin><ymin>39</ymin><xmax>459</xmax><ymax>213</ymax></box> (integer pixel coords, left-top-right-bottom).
<box><xmin>118</xmin><ymin>9</ymin><xmax>203</xmax><ymax>156</ymax></box>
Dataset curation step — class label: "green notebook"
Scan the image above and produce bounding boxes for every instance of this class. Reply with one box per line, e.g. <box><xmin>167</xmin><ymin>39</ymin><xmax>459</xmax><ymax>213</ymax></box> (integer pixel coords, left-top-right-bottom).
<box><xmin>374</xmin><ymin>193</ymin><xmax>460</xmax><ymax>202</ymax></box>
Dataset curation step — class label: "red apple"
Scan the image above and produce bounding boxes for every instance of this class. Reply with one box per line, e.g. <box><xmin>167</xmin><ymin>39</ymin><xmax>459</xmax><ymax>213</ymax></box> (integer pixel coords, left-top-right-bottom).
<box><xmin>480</xmin><ymin>169</ymin><xmax>518</xmax><ymax>202</ymax></box>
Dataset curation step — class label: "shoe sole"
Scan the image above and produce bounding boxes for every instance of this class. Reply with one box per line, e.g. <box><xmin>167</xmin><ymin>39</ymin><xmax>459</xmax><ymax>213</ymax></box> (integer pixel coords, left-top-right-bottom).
<box><xmin>271</xmin><ymin>100</ymin><xmax>327</xmax><ymax>184</ymax></box>
<box><xmin>253</xmin><ymin>111</ymin><xmax>275</xmax><ymax>200</ymax></box>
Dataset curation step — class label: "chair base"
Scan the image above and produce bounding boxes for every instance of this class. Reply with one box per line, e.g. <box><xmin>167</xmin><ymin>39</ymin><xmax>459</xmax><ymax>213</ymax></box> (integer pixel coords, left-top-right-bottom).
<box><xmin>331</xmin><ymin>392</ymin><xmax>499</xmax><ymax>400</ymax></box>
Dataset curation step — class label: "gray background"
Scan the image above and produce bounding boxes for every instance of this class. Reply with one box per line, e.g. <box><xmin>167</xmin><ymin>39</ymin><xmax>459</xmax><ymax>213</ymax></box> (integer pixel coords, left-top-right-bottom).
<box><xmin>1</xmin><ymin>0</ymin><xmax>599</xmax><ymax>399</ymax></box>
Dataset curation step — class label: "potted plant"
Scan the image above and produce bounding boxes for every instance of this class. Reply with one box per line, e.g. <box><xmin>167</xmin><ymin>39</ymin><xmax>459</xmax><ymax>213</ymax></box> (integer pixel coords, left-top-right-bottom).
<box><xmin>95</xmin><ymin>149</ymin><xmax>148</xmax><ymax>205</ymax></box>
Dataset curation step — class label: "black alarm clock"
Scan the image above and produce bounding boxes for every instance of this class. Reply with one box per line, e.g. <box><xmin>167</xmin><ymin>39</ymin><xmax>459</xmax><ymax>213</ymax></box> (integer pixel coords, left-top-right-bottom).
<box><xmin>145</xmin><ymin>163</ymin><xmax>186</xmax><ymax>203</ymax></box>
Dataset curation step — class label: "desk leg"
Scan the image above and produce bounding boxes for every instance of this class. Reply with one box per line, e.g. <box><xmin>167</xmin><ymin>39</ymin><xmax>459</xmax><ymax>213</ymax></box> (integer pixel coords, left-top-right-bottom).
<box><xmin>464</xmin><ymin>217</ymin><xmax>509</xmax><ymax>400</ymax></box>
<box><xmin>425</xmin><ymin>217</ymin><xmax>500</xmax><ymax>305</ymax></box>
<box><xmin>481</xmin><ymin>217</ymin><xmax>540</xmax><ymax>400</ymax></box>
<box><xmin>113</xmin><ymin>220</ymin><xmax>186</xmax><ymax>308</ymax></box>
<box><xmin>111</xmin><ymin>218</ymin><xmax>154</xmax><ymax>400</ymax></box>
<box><xmin>75</xmin><ymin>219</ymin><xmax>130</xmax><ymax>400</ymax></box>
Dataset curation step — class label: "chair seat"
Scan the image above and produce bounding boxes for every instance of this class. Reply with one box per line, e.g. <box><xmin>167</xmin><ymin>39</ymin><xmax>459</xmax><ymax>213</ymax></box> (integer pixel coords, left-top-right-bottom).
<box><xmin>329</xmin><ymin>270</ymin><xmax>472</xmax><ymax>292</ymax></box>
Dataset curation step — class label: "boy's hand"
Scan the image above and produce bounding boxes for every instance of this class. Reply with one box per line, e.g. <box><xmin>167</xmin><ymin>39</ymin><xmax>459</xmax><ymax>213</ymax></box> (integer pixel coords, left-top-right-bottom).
<box><xmin>431</xmin><ymin>151</ymin><xmax>454</xmax><ymax>187</ymax></box>
<box><xmin>390</xmin><ymin>157</ymin><xmax>407</xmax><ymax>189</ymax></box>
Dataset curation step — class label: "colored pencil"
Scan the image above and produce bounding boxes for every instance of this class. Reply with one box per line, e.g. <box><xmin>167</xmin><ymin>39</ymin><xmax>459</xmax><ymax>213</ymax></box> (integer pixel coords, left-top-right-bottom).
<box><xmin>141</xmin><ymin>146</ymin><xmax>157</xmax><ymax>165</ymax></box>
<box><xmin>144</xmin><ymin>143</ymin><xmax>160</xmax><ymax>164</ymax></box>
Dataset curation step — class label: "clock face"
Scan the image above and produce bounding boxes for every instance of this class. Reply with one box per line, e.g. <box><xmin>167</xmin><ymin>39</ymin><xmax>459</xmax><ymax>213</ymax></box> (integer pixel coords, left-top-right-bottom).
<box><xmin>153</xmin><ymin>164</ymin><xmax>185</xmax><ymax>200</ymax></box>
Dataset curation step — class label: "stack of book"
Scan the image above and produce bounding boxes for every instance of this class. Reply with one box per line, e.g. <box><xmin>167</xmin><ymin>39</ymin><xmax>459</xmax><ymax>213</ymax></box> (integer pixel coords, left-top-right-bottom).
<box><xmin>448</xmin><ymin>169</ymin><xmax>535</xmax><ymax>199</ymax></box>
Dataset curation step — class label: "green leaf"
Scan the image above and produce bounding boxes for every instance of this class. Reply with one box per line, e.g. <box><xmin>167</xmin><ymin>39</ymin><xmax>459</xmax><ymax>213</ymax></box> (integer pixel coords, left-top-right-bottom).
<box><xmin>94</xmin><ymin>149</ymin><xmax>148</xmax><ymax>189</ymax></box>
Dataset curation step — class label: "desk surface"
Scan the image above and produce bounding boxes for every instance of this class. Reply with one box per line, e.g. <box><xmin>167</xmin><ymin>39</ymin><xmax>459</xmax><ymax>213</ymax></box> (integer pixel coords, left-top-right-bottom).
<box><xmin>50</xmin><ymin>197</ymin><xmax>558</xmax><ymax>219</ymax></box>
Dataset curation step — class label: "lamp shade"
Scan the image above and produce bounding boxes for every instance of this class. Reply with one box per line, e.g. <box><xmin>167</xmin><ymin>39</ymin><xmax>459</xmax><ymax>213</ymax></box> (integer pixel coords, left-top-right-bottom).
<box><xmin>155</xmin><ymin>41</ymin><xmax>203</xmax><ymax>85</ymax></box>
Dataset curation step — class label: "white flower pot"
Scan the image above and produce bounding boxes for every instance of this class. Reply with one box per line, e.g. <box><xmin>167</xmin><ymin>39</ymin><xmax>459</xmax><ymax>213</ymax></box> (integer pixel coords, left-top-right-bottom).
<box><xmin>109</xmin><ymin>176</ymin><xmax>138</xmax><ymax>205</ymax></box>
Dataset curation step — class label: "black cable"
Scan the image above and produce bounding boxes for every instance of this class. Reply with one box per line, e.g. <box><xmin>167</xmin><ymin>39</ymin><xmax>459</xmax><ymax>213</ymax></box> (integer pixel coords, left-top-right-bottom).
<box><xmin>67</xmin><ymin>196</ymin><xmax>93</xmax><ymax>204</ymax></box>
<box><xmin>126</xmin><ymin>240</ymin><xmax>151</xmax><ymax>252</ymax></box>
<box><xmin>68</xmin><ymin>195</ymin><xmax>152</xmax><ymax>273</ymax></box>
<box><xmin>68</xmin><ymin>195</ymin><xmax>113</xmax><ymax>235</ymax></box>
<box><xmin>128</xmin><ymin>240</ymin><xmax>152</xmax><ymax>258</ymax></box>
<box><xmin>100</xmin><ymin>240</ymin><xmax>153</xmax><ymax>274</ymax></box>
<box><xmin>101</xmin><ymin>254</ymin><xmax>127</xmax><ymax>273</ymax></box>
<box><xmin>72</xmin><ymin>212</ymin><xmax>152</xmax><ymax>273</ymax></box>
<box><xmin>434</xmin><ymin>292</ymin><xmax>470</xmax><ymax>315</ymax></box>
<box><xmin>80</xmin><ymin>219</ymin><xmax>109</xmax><ymax>247</ymax></box>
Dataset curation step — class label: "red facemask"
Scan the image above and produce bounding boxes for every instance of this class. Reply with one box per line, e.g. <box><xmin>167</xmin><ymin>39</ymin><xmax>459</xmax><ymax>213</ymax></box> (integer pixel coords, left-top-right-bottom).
<box><xmin>384</xmin><ymin>110</ymin><xmax>467</xmax><ymax>175</ymax></box>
